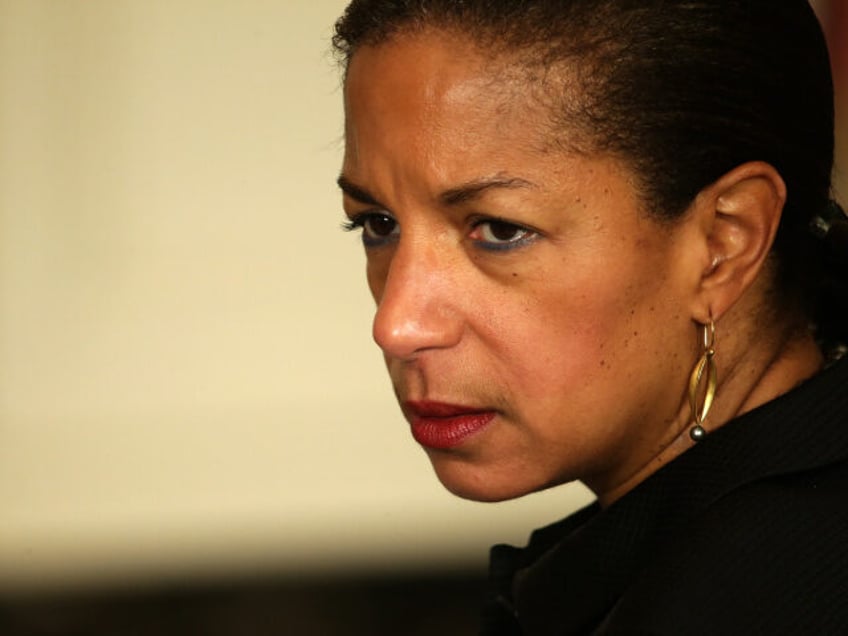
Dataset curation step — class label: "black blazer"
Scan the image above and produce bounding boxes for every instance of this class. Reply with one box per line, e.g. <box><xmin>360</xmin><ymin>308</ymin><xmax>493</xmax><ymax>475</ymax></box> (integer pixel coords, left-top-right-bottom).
<box><xmin>482</xmin><ymin>357</ymin><xmax>848</xmax><ymax>635</ymax></box>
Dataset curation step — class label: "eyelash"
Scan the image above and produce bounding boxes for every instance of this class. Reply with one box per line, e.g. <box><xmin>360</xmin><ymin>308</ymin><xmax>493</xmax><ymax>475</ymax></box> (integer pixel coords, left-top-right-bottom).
<box><xmin>468</xmin><ymin>217</ymin><xmax>538</xmax><ymax>252</ymax></box>
<box><xmin>342</xmin><ymin>212</ymin><xmax>538</xmax><ymax>252</ymax></box>
<box><xmin>342</xmin><ymin>212</ymin><xmax>400</xmax><ymax>248</ymax></box>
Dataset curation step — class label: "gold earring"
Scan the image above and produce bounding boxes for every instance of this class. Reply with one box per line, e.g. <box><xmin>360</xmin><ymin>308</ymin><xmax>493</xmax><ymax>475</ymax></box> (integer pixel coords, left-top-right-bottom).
<box><xmin>688</xmin><ymin>320</ymin><xmax>716</xmax><ymax>442</ymax></box>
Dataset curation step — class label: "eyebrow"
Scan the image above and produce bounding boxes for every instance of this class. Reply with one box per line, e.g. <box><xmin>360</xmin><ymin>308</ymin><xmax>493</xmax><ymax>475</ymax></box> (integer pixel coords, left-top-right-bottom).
<box><xmin>337</xmin><ymin>175</ymin><xmax>381</xmax><ymax>206</ymax></box>
<box><xmin>337</xmin><ymin>174</ymin><xmax>535</xmax><ymax>208</ymax></box>
<box><xmin>439</xmin><ymin>176</ymin><xmax>535</xmax><ymax>206</ymax></box>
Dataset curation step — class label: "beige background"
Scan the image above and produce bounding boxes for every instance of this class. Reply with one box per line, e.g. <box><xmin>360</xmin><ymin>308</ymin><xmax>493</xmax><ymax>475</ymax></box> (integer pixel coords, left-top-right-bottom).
<box><xmin>0</xmin><ymin>0</ymin><xmax>592</xmax><ymax>594</ymax></box>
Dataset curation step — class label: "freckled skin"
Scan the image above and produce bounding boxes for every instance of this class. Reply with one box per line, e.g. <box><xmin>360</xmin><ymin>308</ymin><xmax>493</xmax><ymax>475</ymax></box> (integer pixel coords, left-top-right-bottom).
<box><xmin>341</xmin><ymin>31</ymin><xmax>702</xmax><ymax>502</ymax></box>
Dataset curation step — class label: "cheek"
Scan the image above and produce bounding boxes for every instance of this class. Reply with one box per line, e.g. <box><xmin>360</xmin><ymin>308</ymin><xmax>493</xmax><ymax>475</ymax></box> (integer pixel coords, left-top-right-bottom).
<box><xmin>505</xmin><ymin>299</ymin><xmax>619</xmax><ymax>393</ymax></box>
<box><xmin>487</xmin><ymin>258</ymin><xmax>677</xmax><ymax>404</ymax></box>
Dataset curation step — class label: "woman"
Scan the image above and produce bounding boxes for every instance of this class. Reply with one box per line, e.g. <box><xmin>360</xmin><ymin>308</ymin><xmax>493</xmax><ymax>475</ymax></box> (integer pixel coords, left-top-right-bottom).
<box><xmin>333</xmin><ymin>1</ymin><xmax>848</xmax><ymax>633</ymax></box>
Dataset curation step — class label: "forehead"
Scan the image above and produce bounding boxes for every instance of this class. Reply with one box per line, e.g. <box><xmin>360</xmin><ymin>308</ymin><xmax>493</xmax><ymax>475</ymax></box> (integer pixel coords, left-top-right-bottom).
<box><xmin>345</xmin><ymin>30</ymin><xmax>512</xmax><ymax>108</ymax></box>
<box><xmin>342</xmin><ymin>31</ymin><xmax>567</xmax><ymax>168</ymax></box>
<box><xmin>338</xmin><ymin>28</ymin><xmax>641</xmax><ymax>215</ymax></box>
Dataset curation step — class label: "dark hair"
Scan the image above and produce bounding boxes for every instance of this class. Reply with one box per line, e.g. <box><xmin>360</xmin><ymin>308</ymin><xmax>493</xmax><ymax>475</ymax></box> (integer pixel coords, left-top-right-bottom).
<box><xmin>333</xmin><ymin>0</ymin><xmax>847</xmax><ymax>348</ymax></box>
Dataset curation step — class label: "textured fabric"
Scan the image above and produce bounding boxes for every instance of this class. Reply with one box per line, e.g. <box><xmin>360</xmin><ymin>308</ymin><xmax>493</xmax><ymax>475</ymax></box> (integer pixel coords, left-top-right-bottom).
<box><xmin>482</xmin><ymin>357</ymin><xmax>848</xmax><ymax>635</ymax></box>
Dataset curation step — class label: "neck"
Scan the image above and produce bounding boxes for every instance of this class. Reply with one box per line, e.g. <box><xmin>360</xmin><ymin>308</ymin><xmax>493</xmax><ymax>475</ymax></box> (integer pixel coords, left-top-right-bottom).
<box><xmin>594</xmin><ymin>322</ymin><xmax>823</xmax><ymax>508</ymax></box>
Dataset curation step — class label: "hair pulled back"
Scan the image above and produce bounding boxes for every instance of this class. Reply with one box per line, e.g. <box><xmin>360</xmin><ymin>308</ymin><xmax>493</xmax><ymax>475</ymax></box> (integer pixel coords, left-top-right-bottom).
<box><xmin>334</xmin><ymin>0</ymin><xmax>847</xmax><ymax>349</ymax></box>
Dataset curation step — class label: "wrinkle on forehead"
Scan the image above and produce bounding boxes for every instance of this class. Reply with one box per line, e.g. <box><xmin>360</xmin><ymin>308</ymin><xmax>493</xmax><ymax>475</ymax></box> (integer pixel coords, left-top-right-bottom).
<box><xmin>345</xmin><ymin>27</ymin><xmax>596</xmax><ymax>167</ymax></box>
<box><xmin>343</xmin><ymin>30</ymin><xmax>571</xmax><ymax>178</ymax></box>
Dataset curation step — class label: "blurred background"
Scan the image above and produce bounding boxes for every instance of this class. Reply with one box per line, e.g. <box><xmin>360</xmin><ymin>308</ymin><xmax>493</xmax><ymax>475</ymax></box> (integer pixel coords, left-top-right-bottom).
<box><xmin>0</xmin><ymin>1</ymin><xmax>844</xmax><ymax>634</ymax></box>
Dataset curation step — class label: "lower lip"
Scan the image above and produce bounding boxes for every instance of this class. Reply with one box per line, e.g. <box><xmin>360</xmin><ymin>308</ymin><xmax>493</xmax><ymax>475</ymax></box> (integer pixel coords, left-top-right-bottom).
<box><xmin>409</xmin><ymin>412</ymin><xmax>496</xmax><ymax>450</ymax></box>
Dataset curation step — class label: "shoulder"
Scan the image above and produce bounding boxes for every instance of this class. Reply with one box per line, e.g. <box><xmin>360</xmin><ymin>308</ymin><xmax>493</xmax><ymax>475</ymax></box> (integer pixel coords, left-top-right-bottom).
<box><xmin>601</xmin><ymin>459</ymin><xmax>848</xmax><ymax>636</ymax></box>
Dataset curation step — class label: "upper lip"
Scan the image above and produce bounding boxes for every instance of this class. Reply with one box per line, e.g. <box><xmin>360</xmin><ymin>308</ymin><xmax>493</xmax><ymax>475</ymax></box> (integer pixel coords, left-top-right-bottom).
<box><xmin>404</xmin><ymin>400</ymin><xmax>493</xmax><ymax>418</ymax></box>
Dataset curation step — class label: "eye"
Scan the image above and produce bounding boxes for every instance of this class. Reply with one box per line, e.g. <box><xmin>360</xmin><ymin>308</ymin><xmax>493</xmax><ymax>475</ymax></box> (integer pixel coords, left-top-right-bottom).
<box><xmin>469</xmin><ymin>218</ymin><xmax>537</xmax><ymax>251</ymax></box>
<box><xmin>343</xmin><ymin>212</ymin><xmax>399</xmax><ymax>247</ymax></box>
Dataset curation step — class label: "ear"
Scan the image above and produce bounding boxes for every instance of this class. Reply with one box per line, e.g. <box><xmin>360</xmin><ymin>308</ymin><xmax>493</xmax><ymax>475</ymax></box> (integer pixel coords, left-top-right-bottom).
<box><xmin>688</xmin><ymin>161</ymin><xmax>786</xmax><ymax>323</ymax></box>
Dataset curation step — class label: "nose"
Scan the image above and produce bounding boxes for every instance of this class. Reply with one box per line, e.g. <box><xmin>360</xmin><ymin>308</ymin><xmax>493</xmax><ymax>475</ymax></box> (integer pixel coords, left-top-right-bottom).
<box><xmin>372</xmin><ymin>240</ymin><xmax>463</xmax><ymax>360</ymax></box>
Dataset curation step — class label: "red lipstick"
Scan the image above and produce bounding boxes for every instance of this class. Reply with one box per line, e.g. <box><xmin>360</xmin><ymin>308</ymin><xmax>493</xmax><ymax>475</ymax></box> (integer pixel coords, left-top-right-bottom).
<box><xmin>404</xmin><ymin>401</ymin><xmax>496</xmax><ymax>450</ymax></box>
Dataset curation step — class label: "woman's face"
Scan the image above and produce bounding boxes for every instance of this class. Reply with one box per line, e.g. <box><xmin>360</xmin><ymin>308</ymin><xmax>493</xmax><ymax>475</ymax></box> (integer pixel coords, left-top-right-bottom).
<box><xmin>340</xmin><ymin>31</ymin><xmax>699</xmax><ymax>502</ymax></box>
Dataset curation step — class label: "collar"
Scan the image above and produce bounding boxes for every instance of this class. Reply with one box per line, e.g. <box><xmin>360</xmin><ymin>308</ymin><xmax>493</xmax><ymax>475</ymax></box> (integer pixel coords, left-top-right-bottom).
<box><xmin>485</xmin><ymin>357</ymin><xmax>848</xmax><ymax>636</ymax></box>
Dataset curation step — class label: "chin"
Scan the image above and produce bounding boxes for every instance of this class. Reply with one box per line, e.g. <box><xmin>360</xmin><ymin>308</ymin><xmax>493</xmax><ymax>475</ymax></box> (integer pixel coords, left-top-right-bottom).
<box><xmin>427</xmin><ymin>453</ymin><xmax>551</xmax><ymax>503</ymax></box>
